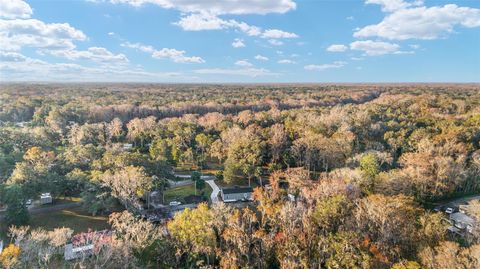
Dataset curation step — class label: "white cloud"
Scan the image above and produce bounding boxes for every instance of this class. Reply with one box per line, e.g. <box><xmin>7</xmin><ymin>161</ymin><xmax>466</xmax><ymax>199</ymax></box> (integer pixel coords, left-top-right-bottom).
<box><xmin>0</xmin><ymin>51</ymin><xmax>27</xmax><ymax>62</ymax></box>
<box><xmin>45</xmin><ymin>47</ymin><xmax>129</xmax><ymax>64</ymax></box>
<box><xmin>327</xmin><ymin>44</ymin><xmax>348</xmax><ymax>52</ymax></box>
<box><xmin>109</xmin><ymin>0</ymin><xmax>298</xmax><ymax>39</ymax></box>
<box><xmin>0</xmin><ymin>51</ymin><xmax>183</xmax><ymax>82</ymax></box>
<box><xmin>254</xmin><ymin>54</ymin><xmax>269</xmax><ymax>61</ymax></box>
<box><xmin>393</xmin><ymin>50</ymin><xmax>414</xmax><ymax>54</ymax></box>
<box><xmin>108</xmin><ymin>0</ymin><xmax>296</xmax><ymax>15</ymax></box>
<box><xmin>235</xmin><ymin>60</ymin><xmax>253</xmax><ymax>67</ymax></box>
<box><xmin>365</xmin><ymin>0</ymin><xmax>423</xmax><ymax>12</ymax></box>
<box><xmin>268</xmin><ymin>39</ymin><xmax>283</xmax><ymax>46</ymax></box>
<box><xmin>0</xmin><ymin>0</ymin><xmax>139</xmax><ymax>78</ymax></box>
<box><xmin>355</xmin><ymin>3</ymin><xmax>480</xmax><ymax>40</ymax></box>
<box><xmin>175</xmin><ymin>13</ymin><xmax>228</xmax><ymax>31</ymax></box>
<box><xmin>108</xmin><ymin>31</ymin><xmax>115</xmax><ymax>36</ymax></box>
<box><xmin>121</xmin><ymin>42</ymin><xmax>155</xmax><ymax>53</ymax></box>
<box><xmin>409</xmin><ymin>44</ymin><xmax>420</xmax><ymax>49</ymax></box>
<box><xmin>0</xmin><ymin>18</ymin><xmax>87</xmax><ymax>51</ymax></box>
<box><xmin>175</xmin><ymin>14</ymin><xmax>264</xmax><ymax>36</ymax></box>
<box><xmin>233</xmin><ymin>21</ymin><xmax>263</xmax><ymax>36</ymax></box>
<box><xmin>0</xmin><ymin>1</ymin><xmax>201</xmax><ymax>81</ymax></box>
<box><xmin>261</xmin><ymin>29</ymin><xmax>298</xmax><ymax>39</ymax></box>
<box><xmin>0</xmin><ymin>0</ymin><xmax>87</xmax><ymax>52</ymax></box>
<box><xmin>278</xmin><ymin>59</ymin><xmax>295</xmax><ymax>64</ymax></box>
<box><xmin>194</xmin><ymin>67</ymin><xmax>277</xmax><ymax>77</ymax></box>
<box><xmin>174</xmin><ymin>12</ymin><xmax>296</xmax><ymax>39</ymax></box>
<box><xmin>346</xmin><ymin>16</ymin><xmax>354</xmax><ymax>20</ymax></box>
<box><xmin>122</xmin><ymin>42</ymin><xmax>205</xmax><ymax>63</ymax></box>
<box><xmin>351</xmin><ymin>57</ymin><xmax>364</xmax><ymax>61</ymax></box>
<box><xmin>0</xmin><ymin>0</ymin><xmax>32</xmax><ymax>19</ymax></box>
<box><xmin>350</xmin><ymin>40</ymin><xmax>400</xmax><ymax>56</ymax></box>
<box><xmin>153</xmin><ymin>48</ymin><xmax>204</xmax><ymax>63</ymax></box>
<box><xmin>232</xmin><ymin>38</ymin><xmax>245</xmax><ymax>48</ymax></box>
<box><xmin>304</xmin><ymin>61</ymin><xmax>346</xmax><ymax>71</ymax></box>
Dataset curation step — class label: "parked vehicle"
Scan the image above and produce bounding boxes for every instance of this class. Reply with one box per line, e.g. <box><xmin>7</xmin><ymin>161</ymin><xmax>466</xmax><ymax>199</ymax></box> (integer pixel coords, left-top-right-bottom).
<box><xmin>169</xmin><ymin>201</ymin><xmax>181</xmax><ymax>206</ymax></box>
<box><xmin>445</xmin><ymin>206</ymin><xmax>459</xmax><ymax>214</ymax></box>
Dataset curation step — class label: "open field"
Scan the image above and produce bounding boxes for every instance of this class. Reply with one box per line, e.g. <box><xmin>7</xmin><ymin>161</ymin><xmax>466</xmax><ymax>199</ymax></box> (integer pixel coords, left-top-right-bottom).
<box><xmin>1</xmin><ymin>207</ymin><xmax>110</xmax><ymax>242</ymax></box>
<box><xmin>164</xmin><ymin>184</ymin><xmax>213</xmax><ymax>204</ymax></box>
<box><xmin>29</xmin><ymin>207</ymin><xmax>110</xmax><ymax>233</ymax></box>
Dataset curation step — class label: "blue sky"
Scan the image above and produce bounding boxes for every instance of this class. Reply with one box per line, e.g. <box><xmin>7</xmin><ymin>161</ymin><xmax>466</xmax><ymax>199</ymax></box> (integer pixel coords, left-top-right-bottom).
<box><xmin>0</xmin><ymin>0</ymin><xmax>479</xmax><ymax>82</ymax></box>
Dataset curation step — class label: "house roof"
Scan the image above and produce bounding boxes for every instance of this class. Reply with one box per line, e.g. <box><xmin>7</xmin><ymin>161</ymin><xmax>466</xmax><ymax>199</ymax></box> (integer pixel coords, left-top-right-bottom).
<box><xmin>450</xmin><ymin>212</ymin><xmax>475</xmax><ymax>225</ymax></box>
<box><xmin>222</xmin><ymin>186</ymin><xmax>253</xmax><ymax>194</ymax></box>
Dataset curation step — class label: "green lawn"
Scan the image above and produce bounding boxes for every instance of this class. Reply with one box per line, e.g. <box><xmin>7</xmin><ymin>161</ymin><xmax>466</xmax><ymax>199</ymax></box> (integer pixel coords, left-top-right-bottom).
<box><xmin>173</xmin><ymin>157</ymin><xmax>222</xmax><ymax>176</ymax></box>
<box><xmin>164</xmin><ymin>183</ymin><xmax>213</xmax><ymax>204</ymax></box>
<box><xmin>29</xmin><ymin>207</ymin><xmax>110</xmax><ymax>233</ymax></box>
<box><xmin>1</xmin><ymin>207</ymin><xmax>110</xmax><ymax>242</ymax></box>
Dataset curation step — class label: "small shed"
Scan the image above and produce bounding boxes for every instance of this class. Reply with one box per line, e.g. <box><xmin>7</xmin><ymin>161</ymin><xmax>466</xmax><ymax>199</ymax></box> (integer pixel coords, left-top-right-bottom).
<box><xmin>40</xmin><ymin>193</ymin><xmax>53</xmax><ymax>205</ymax></box>
<box><xmin>64</xmin><ymin>243</ymin><xmax>94</xmax><ymax>261</ymax></box>
<box><xmin>122</xmin><ymin>143</ymin><xmax>133</xmax><ymax>150</ymax></box>
<box><xmin>221</xmin><ymin>186</ymin><xmax>254</xmax><ymax>203</ymax></box>
<box><xmin>64</xmin><ymin>230</ymin><xmax>112</xmax><ymax>261</ymax></box>
<box><xmin>15</xmin><ymin>121</ymin><xmax>30</xmax><ymax>128</ymax></box>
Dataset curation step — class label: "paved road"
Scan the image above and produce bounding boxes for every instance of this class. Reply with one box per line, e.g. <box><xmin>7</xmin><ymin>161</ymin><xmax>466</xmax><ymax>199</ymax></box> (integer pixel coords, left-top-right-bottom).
<box><xmin>206</xmin><ymin>180</ymin><xmax>220</xmax><ymax>203</ymax></box>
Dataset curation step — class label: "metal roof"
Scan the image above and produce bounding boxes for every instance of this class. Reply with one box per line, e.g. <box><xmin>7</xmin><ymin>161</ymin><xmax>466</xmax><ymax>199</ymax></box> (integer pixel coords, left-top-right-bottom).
<box><xmin>222</xmin><ymin>187</ymin><xmax>253</xmax><ymax>194</ymax></box>
<box><xmin>450</xmin><ymin>212</ymin><xmax>475</xmax><ymax>225</ymax></box>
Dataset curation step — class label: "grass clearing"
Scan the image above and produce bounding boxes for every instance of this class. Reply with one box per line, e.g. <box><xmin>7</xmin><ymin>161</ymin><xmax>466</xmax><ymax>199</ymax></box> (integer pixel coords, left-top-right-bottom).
<box><xmin>173</xmin><ymin>158</ymin><xmax>222</xmax><ymax>176</ymax></box>
<box><xmin>164</xmin><ymin>184</ymin><xmax>195</xmax><ymax>203</ymax></box>
<box><xmin>164</xmin><ymin>183</ymin><xmax>213</xmax><ymax>204</ymax></box>
<box><xmin>1</xmin><ymin>207</ymin><xmax>110</xmax><ymax>242</ymax></box>
<box><xmin>29</xmin><ymin>207</ymin><xmax>110</xmax><ymax>233</ymax></box>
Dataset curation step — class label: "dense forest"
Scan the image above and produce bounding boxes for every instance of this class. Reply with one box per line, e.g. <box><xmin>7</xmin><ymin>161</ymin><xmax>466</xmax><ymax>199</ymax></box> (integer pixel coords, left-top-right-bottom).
<box><xmin>0</xmin><ymin>83</ymin><xmax>480</xmax><ymax>268</ymax></box>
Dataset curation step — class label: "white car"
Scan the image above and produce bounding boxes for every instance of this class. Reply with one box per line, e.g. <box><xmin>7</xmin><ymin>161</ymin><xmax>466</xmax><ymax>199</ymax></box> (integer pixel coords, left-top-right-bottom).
<box><xmin>169</xmin><ymin>201</ymin><xmax>182</xmax><ymax>206</ymax></box>
<box><xmin>26</xmin><ymin>199</ymin><xmax>33</xmax><ymax>206</ymax></box>
<box><xmin>445</xmin><ymin>207</ymin><xmax>454</xmax><ymax>214</ymax></box>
